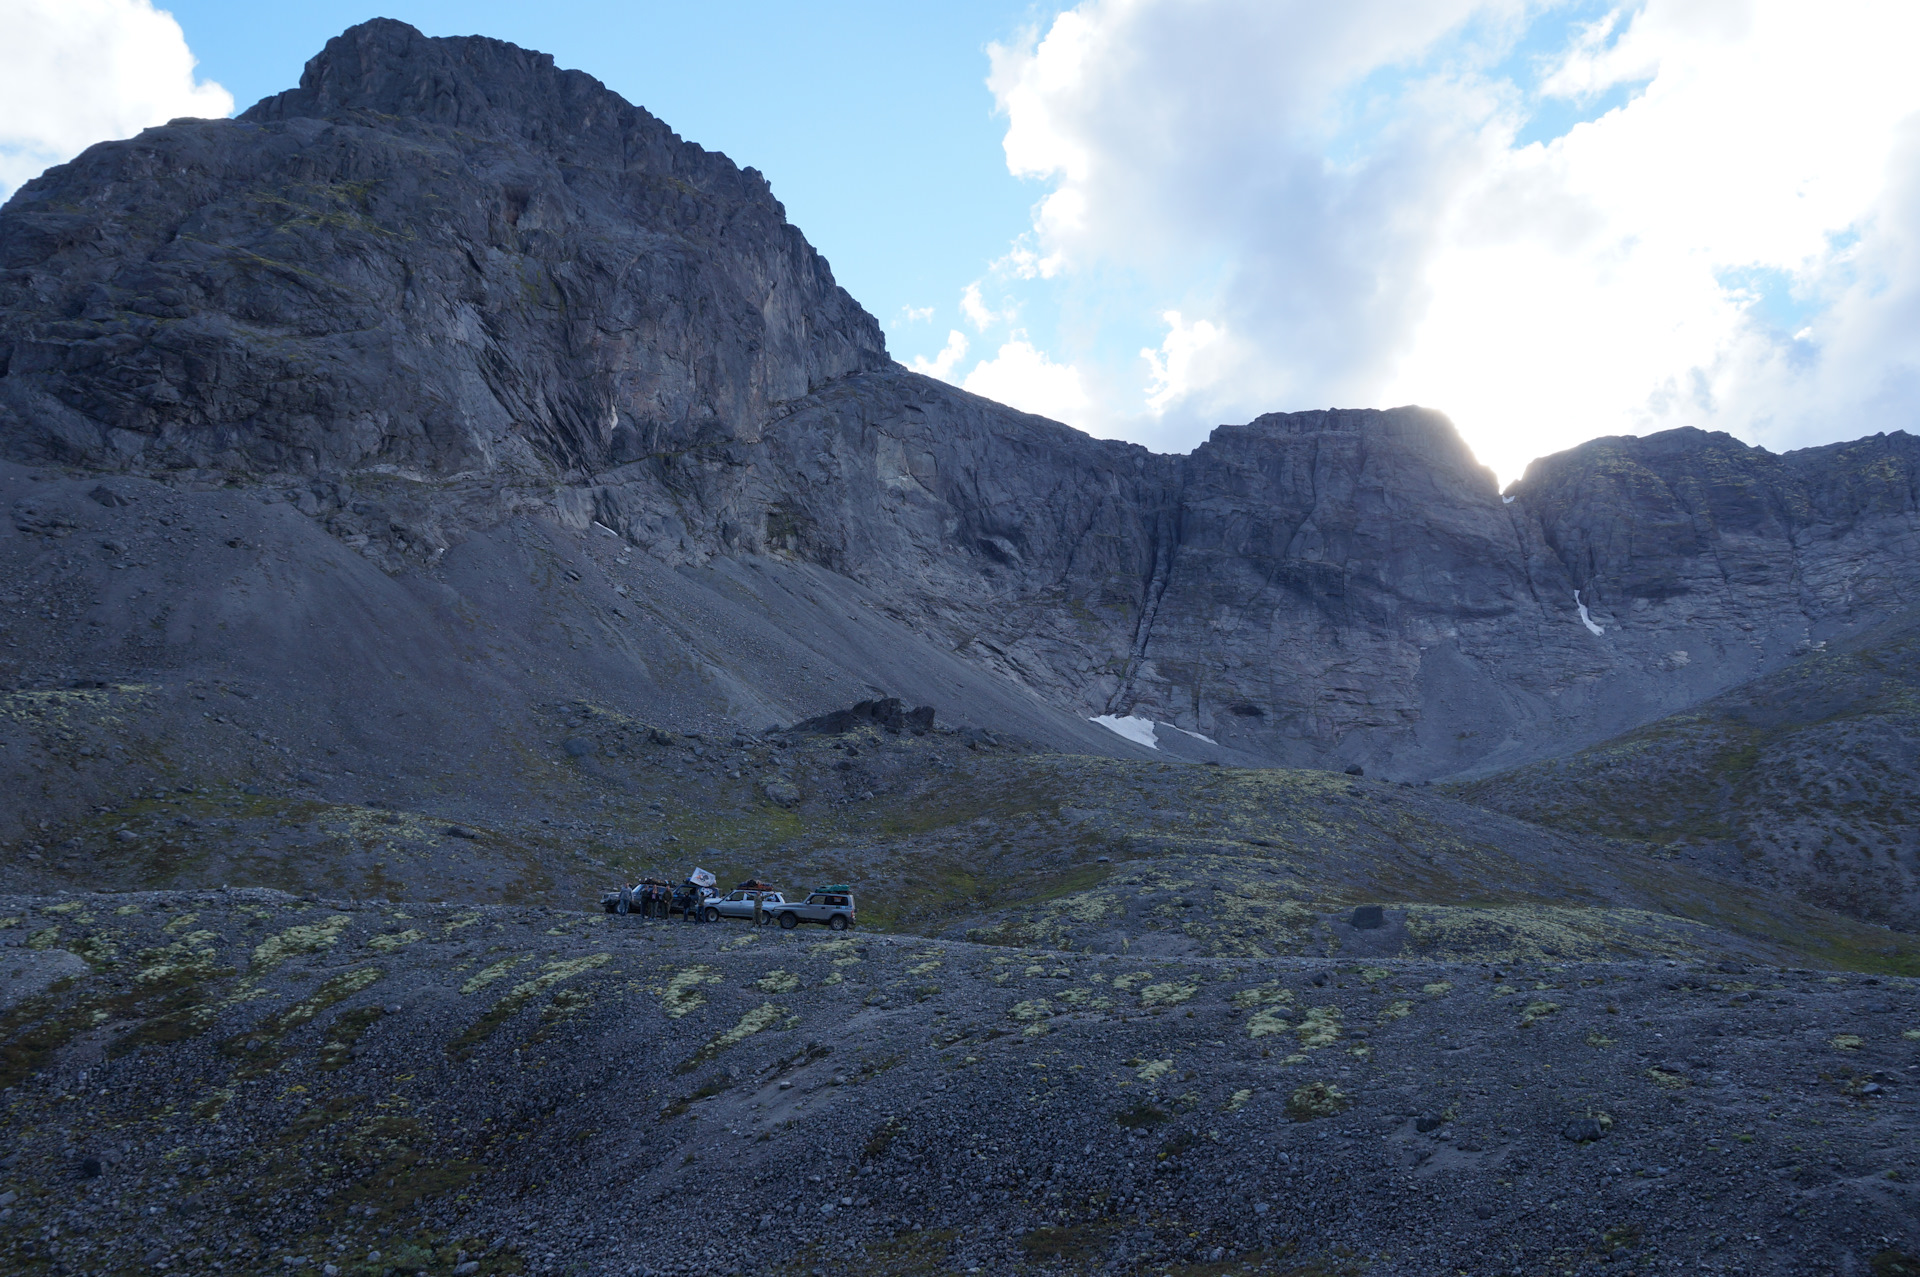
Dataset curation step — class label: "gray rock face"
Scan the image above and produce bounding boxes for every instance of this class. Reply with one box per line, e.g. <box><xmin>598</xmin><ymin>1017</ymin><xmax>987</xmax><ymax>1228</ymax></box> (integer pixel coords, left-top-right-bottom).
<box><xmin>0</xmin><ymin>18</ymin><xmax>884</xmax><ymax>479</ymax></box>
<box><xmin>3</xmin><ymin>19</ymin><xmax>1919</xmax><ymax>782</ymax></box>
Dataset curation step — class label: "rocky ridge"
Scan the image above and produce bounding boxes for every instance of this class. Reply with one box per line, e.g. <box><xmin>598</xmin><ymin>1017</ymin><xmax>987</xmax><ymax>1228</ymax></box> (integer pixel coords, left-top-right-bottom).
<box><xmin>2</xmin><ymin>21</ymin><xmax>1918</xmax><ymax>780</ymax></box>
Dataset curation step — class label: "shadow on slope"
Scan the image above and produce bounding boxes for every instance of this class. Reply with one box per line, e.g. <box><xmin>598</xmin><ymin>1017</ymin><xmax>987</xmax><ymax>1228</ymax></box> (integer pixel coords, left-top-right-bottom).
<box><xmin>1452</xmin><ymin>612</ymin><xmax>1920</xmax><ymax>937</ymax></box>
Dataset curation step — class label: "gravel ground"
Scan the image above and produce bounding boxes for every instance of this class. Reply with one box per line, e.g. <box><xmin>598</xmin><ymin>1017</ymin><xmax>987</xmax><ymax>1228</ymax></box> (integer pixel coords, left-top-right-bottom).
<box><xmin>3</xmin><ymin>890</ymin><xmax>1916</xmax><ymax>1277</ymax></box>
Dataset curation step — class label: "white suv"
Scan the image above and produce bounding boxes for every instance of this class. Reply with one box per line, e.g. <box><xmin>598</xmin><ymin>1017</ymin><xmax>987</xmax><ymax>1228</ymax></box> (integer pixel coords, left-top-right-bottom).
<box><xmin>773</xmin><ymin>891</ymin><xmax>856</xmax><ymax>931</ymax></box>
<box><xmin>704</xmin><ymin>889</ymin><xmax>786</xmax><ymax>923</ymax></box>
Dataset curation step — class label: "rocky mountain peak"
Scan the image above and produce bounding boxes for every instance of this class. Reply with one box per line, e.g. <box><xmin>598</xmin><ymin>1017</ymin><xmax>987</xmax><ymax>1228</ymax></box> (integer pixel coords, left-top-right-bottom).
<box><xmin>241</xmin><ymin>19</ymin><xmax>696</xmax><ymax>180</ymax></box>
<box><xmin>0</xmin><ymin>20</ymin><xmax>887</xmax><ymax>480</ymax></box>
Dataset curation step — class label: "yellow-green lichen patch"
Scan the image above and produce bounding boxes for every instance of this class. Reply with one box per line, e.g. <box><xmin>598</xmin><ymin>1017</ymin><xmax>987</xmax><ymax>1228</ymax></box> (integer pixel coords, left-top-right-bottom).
<box><xmin>1135</xmin><ymin>1058</ymin><xmax>1174</xmax><ymax>1083</ymax></box>
<box><xmin>447</xmin><ymin>953</ymin><xmax>612</xmax><ymax>1056</ymax></box>
<box><xmin>1138</xmin><ymin>981</ymin><xmax>1197</xmax><ymax>1008</ymax></box>
<box><xmin>1285</xmin><ymin>1081</ymin><xmax>1351</xmax><ymax>1121</ymax></box>
<box><xmin>503</xmin><ymin>953</ymin><xmax>611</xmax><ymax>1003</ymax></box>
<box><xmin>134</xmin><ymin>932</ymin><xmax>224</xmax><ymax>985</ymax></box>
<box><xmin>460</xmin><ymin>953</ymin><xmax>528</xmax><ymax>995</ymax></box>
<box><xmin>755</xmin><ymin>970</ymin><xmax>801</xmax><ymax>993</ymax></box>
<box><xmin>1009</xmin><ymin>999</ymin><xmax>1054</xmax><ymax>1035</ymax></box>
<box><xmin>677</xmin><ymin>1002</ymin><xmax>787</xmax><ymax>1074</ymax></box>
<box><xmin>221</xmin><ymin>967</ymin><xmax>383</xmax><ymax>1076</ymax></box>
<box><xmin>1296</xmin><ymin>1005</ymin><xmax>1342</xmax><ymax>1049</ymax></box>
<box><xmin>1402</xmin><ymin>903</ymin><xmax>1718</xmax><ymax>964</ymax></box>
<box><xmin>1230</xmin><ymin>983</ymin><xmax>1293</xmax><ymax>1009</ymax></box>
<box><xmin>1831</xmin><ymin>1034</ymin><xmax>1864</xmax><ymax>1050</ymax></box>
<box><xmin>27</xmin><ymin>926</ymin><xmax>60</xmax><ymax>950</ymax></box>
<box><xmin>1379</xmin><ymin>999</ymin><xmax>1414</xmax><ymax>1021</ymax></box>
<box><xmin>1423</xmin><ymin>981</ymin><xmax>1454</xmax><ymax>995</ymax></box>
<box><xmin>162</xmin><ymin>911</ymin><xmax>200</xmax><ymax>934</ymax></box>
<box><xmin>907</xmin><ymin>960</ymin><xmax>942</xmax><ymax>975</ymax></box>
<box><xmin>276</xmin><ymin>967</ymin><xmax>383</xmax><ymax>1031</ymax></box>
<box><xmin>1248</xmin><ymin>1008</ymin><xmax>1293</xmax><ymax>1039</ymax></box>
<box><xmin>661</xmin><ymin>965</ymin><xmax>722</xmax><ymax>1018</ymax></box>
<box><xmin>252</xmin><ymin>913</ymin><xmax>352</xmax><ymax>969</ymax></box>
<box><xmin>1224</xmin><ymin>1088</ymin><xmax>1253</xmax><ymax>1112</ymax></box>
<box><xmin>812</xmin><ymin>938</ymin><xmax>862</xmax><ymax>966</ymax></box>
<box><xmin>367</xmin><ymin>929</ymin><xmax>423</xmax><ymax>953</ymax></box>
<box><xmin>1520</xmin><ymin>1001</ymin><xmax>1560</xmax><ymax>1027</ymax></box>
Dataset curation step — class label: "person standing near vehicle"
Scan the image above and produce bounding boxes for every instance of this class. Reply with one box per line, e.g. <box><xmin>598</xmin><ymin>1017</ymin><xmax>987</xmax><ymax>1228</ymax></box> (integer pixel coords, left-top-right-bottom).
<box><xmin>752</xmin><ymin>889</ymin><xmax>764</xmax><ymax>927</ymax></box>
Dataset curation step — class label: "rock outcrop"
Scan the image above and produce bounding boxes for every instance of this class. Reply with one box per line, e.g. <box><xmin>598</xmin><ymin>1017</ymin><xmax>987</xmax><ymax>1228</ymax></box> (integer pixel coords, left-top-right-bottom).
<box><xmin>3</xmin><ymin>19</ymin><xmax>1919</xmax><ymax>784</ymax></box>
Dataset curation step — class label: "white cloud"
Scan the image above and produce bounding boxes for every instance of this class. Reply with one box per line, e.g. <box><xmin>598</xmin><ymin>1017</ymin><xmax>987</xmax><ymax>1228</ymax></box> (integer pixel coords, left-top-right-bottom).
<box><xmin>982</xmin><ymin>0</ymin><xmax>1920</xmax><ymax>482</ymax></box>
<box><xmin>898</xmin><ymin>305</ymin><xmax>935</xmax><ymax>324</ymax></box>
<box><xmin>959</xmin><ymin>281</ymin><xmax>1001</xmax><ymax>331</ymax></box>
<box><xmin>909</xmin><ymin>329</ymin><xmax>970</xmax><ymax>380</ymax></box>
<box><xmin>1141</xmin><ymin>310</ymin><xmax>1224</xmax><ymax>414</ymax></box>
<box><xmin>0</xmin><ymin>0</ymin><xmax>233</xmax><ymax>199</ymax></box>
<box><xmin>962</xmin><ymin>335</ymin><xmax>1090</xmax><ymax>425</ymax></box>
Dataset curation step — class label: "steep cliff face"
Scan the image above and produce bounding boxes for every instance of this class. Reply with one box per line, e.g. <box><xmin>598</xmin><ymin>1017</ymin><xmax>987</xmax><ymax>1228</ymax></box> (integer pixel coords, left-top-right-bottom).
<box><xmin>2</xmin><ymin>20</ymin><xmax>1918</xmax><ymax>785</ymax></box>
<box><xmin>0</xmin><ymin>19</ymin><xmax>885</xmax><ymax>479</ymax></box>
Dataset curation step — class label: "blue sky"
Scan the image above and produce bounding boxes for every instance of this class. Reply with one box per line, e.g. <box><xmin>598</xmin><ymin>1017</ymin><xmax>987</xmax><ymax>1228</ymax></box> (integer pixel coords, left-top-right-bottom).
<box><xmin>7</xmin><ymin>1</ymin><xmax>1920</xmax><ymax>480</ymax></box>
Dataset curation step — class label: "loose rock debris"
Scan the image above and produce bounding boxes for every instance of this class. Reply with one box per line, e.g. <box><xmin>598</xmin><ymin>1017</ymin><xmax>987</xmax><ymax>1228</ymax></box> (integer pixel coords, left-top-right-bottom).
<box><xmin>2</xmin><ymin>890</ymin><xmax>1916</xmax><ymax>1276</ymax></box>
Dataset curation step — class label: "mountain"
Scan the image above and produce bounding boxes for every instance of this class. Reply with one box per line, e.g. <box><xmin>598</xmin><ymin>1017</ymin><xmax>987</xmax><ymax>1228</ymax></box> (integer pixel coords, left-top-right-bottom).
<box><xmin>2</xmin><ymin>22</ymin><xmax>1917</xmax><ymax>1277</ymax></box>
<box><xmin>6</xmin><ymin>18</ymin><xmax>1920</xmax><ymax>798</ymax></box>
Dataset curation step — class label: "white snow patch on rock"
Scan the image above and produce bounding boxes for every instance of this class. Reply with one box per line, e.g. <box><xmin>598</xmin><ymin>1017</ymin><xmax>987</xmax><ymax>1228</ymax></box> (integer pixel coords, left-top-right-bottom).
<box><xmin>1574</xmin><ymin>590</ymin><xmax>1605</xmax><ymax>636</ymax></box>
<box><xmin>1173</xmin><ymin>726</ymin><xmax>1218</xmax><ymax>745</ymax></box>
<box><xmin>1090</xmin><ymin>714</ymin><xmax>1158</xmax><ymax>749</ymax></box>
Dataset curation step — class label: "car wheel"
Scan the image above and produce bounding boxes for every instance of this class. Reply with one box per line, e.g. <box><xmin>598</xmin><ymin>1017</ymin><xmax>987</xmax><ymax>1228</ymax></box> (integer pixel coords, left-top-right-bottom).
<box><xmin>778</xmin><ymin>912</ymin><xmax>798</xmax><ymax>930</ymax></box>
<box><xmin>617</xmin><ymin>898</ymin><xmax>631</xmax><ymax>915</ymax></box>
<box><xmin>704</xmin><ymin>907</ymin><xmax>721</xmax><ymax>923</ymax></box>
<box><xmin>602</xmin><ymin>902</ymin><xmax>616</xmax><ymax>913</ymax></box>
<box><xmin>828</xmin><ymin>915</ymin><xmax>849</xmax><ymax>932</ymax></box>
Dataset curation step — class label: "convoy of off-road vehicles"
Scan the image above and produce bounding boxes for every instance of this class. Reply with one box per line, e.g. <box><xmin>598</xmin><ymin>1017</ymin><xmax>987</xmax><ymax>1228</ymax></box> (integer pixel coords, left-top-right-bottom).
<box><xmin>601</xmin><ymin>870</ymin><xmax>856</xmax><ymax>931</ymax></box>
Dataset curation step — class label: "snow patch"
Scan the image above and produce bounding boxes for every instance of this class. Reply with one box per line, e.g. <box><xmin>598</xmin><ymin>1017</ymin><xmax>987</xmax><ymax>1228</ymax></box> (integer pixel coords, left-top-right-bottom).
<box><xmin>1574</xmin><ymin>590</ymin><xmax>1605</xmax><ymax>637</ymax></box>
<box><xmin>1173</xmin><ymin>726</ymin><xmax>1218</xmax><ymax>745</ymax></box>
<box><xmin>1502</xmin><ymin>495</ymin><xmax>1515</xmax><ymax>504</ymax></box>
<box><xmin>1090</xmin><ymin>714</ymin><xmax>1158</xmax><ymax>749</ymax></box>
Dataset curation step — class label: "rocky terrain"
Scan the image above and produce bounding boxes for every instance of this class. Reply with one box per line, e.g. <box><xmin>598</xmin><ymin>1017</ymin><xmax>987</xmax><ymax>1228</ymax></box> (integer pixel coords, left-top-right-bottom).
<box><xmin>2</xmin><ymin>892</ymin><xmax>1917</xmax><ymax>1277</ymax></box>
<box><xmin>1457</xmin><ymin>613</ymin><xmax>1920</xmax><ymax>933</ymax></box>
<box><xmin>1</xmin><ymin>19</ymin><xmax>1917</xmax><ymax>1277</ymax></box>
